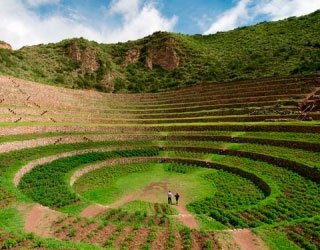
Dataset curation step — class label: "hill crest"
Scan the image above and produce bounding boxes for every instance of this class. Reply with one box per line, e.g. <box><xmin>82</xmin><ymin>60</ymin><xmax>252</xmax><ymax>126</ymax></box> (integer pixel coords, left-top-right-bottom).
<box><xmin>0</xmin><ymin>10</ymin><xmax>319</xmax><ymax>92</ymax></box>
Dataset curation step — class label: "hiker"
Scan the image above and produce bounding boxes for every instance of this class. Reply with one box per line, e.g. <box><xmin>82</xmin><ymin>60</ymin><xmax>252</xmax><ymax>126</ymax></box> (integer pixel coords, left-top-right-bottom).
<box><xmin>175</xmin><ymin>193</ymin><xmax>180</xmax><ymax>205</ymax></box>
<box><xmin>168</xmin><ymin>191</ymin><xmax>173</xmax><ymax>204</ymax></box>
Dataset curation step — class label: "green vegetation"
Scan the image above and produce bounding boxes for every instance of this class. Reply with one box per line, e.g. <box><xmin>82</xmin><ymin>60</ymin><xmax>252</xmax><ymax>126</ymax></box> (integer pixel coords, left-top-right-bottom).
<box><xmin>0</xmin><ymin>229</ymin><xmax>101</xmax><ymax>250</ymax></box>
<box><xmin>0</xmin><ymin>208</ymin><xmax>23</xmax><ymax>232</ymax></box>
<box><xmin>189</xmin><ymin>170</ymin><xmax>265</xmax><ymax>214</ymax></box>
<box><xmin>120</xmin><ymin>201</ymin><xmax>157</xmax><ymax>215</ymax></box>
<box><xmin>74</xmin><ymin>162</ymin><xmax>215</xmax><ymax>207</ymax></box>
<box><xmin>255</xmin><ymin>228</ymin><xmax>301</xmax><ymax>250</ymax></box>
<box><xmin>164</xmin><ymin>148</ymin><xmax>320</xmax><ymax>230</ymax></box>
<box><xmin>282</xmin><ymin>219</ymin><xmax>320</xmax><ymax>250</ymax></box>
<box><xmin>1</xmin><ymin>11</ymin><xmax>319</xmax><ymax>92</ymax></box>
<box><xmin>18</xmin><ymin>149</ymin><xmax>160</xmax><ymax>208</ymax></box>
<box><xmin>1</xmin><ymin>134</ymin><xmax>319</xmax><ymax>236</ymax></box>
<box><xmin>255</xmin><ymin>217</ymin><xmax>320</xmax><ymax>250</ymax></box>
<box><xmin>180</xmin><ymin>227</ymin><xmax>192</xmax><ymax>250</ymax></box>
<box><xmin>207</xmin><ymin>156</ymin><xmax>320</xmax><ymax>229</ymax></box>
<box><xmin>0</xmin><ymin>46</ymin><xmax>319</xmax><ymax>250</ymax></box>
<box><xmin>161</xmin><ymin>140</ymin><xmax>320</xmax><ymax>169</ymax></box>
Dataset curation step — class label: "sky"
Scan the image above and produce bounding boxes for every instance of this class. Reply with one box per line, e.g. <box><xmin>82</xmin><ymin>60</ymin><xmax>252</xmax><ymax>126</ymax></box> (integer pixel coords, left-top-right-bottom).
<box><xmin>0</xmin><ymin>0</ymin><xmax>319</xmax><ymax>49</ymax></box>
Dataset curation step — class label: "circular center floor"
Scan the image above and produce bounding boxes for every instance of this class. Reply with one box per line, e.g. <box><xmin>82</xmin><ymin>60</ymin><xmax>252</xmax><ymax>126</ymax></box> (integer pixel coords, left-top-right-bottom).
<box><xmin>73</xmin><ymin>163</ymin><xmax>216</xmax><ymax>207</ymax></box>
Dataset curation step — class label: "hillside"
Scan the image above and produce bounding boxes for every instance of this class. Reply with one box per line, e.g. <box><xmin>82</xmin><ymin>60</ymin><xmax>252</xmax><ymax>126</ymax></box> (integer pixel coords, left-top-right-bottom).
<box><xmin>0</xmin><ymin>11</ymin><xmax>319</xmax><ymax>93</ymax></box>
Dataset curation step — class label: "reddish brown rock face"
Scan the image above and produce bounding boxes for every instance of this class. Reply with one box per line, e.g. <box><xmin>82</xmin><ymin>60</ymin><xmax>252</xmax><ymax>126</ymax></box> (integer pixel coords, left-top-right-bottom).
<box><xmin>0</xmin><ymin>41</ymin><xmax>12</xmax><ymax>51</ymax></box>
<box><xmin>146</xmin><ymin>37</ymin><xmax>180</xmax><ymax>71</ymax></box>
<box><xmin>124</xmin><ymin>48</ymin><xmax>141</xmax><ymax>66</ymax></box>
<box><xmin>81</xmin><ymin>47</ymin><xmax>100</xmax><ymax>72</ymax></box>
<box><xmin>123</xmin><ymin>37</ymin><xmax>180</xmax><ymax>71</ymax></box>
<box><xmin>67</xmin><ymin>43</ymin><xmax>99</xmax><ymax>72</ymax></box>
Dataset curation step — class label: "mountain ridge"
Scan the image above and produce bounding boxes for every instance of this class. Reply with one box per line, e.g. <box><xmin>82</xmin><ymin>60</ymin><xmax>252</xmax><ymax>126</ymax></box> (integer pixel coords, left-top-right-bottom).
<box><xmin>0</xmin><ymin>10</ymin><xmax>319</xmax><ymax>93</ymax></box>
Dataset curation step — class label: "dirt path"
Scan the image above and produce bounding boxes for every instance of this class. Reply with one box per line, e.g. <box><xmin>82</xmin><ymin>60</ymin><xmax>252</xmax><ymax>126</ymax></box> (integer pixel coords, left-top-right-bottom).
<box><xmin>215</xmin><ymin>229</ymin><xmax>268</xmax><ymax>250</ymax></box>
<box><xmin>232</xmin><ymin>229</ymin><xmax>268</xmax><ymax>250</ymax></box>
<box><xmin>79</xmin><ymin>180</ymin><xmax>199</xmax><ymax>229</ymax></box>
<box><xmin>21</xmin><ymin>204</ymin><xmax>61</xmax><ymax>238</ymax></box>
<box><xmin>80</xmin><ymin>204</ymin><xmax>109</xmax><ymax>218</ymax></box>
<box><xmin>111</xmin><ymin>181</ymin><xmax>199</xmax><ymax>229</ymax></box>
<box><xmin>174</xmin><ymin>203</ymin><xmax>198</xmax><ymax>229</ymax></box>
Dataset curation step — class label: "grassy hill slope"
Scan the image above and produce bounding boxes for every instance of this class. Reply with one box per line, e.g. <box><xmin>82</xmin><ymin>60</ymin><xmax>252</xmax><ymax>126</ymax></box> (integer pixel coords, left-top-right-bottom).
<box><xmin>0</xmin><ymin>10</ymin><xmax>319</xmax><ymax>92</ymax></box>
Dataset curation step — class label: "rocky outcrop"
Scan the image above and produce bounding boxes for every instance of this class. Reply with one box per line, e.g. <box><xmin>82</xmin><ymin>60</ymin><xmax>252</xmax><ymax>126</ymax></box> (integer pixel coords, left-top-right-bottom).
<box><xmin>67</xmin><ymin>43</ymin><xmax>99</xmax><ymax>72</ymax></box>
<box><xmin>123</xmin><ymin>37</ymin><xmax>180</xmax><ymax>71</ymax></box>
<box><xmin>81</xmin><ymin>48</ymin><xmax>100</xmax><ymax>71</ymax></box>
<box><xmin>0</xmin><ymin>41</ymin><xmax>12</xmax><ymax>51</ymax></box>
<box><xmin>67</xmin><ymin>43</ymin><xmax>81</xmax><ymax>61</ymax></box>
<box><xmin>146</xmin><ymin>37</ymin><xmax>180</xmax><ymax>71</ymax></box>
<box><xmin>124</xmin><ymin>48</ymin><xmax>140</xmax><ymax>66</ymax></box>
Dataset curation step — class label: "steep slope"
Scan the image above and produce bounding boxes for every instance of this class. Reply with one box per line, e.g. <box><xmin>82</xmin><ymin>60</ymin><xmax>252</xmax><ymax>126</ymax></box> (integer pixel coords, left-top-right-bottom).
<box><xmin>0</xmin><ymin>11</ymin><xmax>319</xmax><ymax>92</ymax></box>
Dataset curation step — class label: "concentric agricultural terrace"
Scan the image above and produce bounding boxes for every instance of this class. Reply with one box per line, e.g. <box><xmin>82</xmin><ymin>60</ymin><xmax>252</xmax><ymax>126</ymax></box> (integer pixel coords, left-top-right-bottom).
<box><xmin>0</xmin><ymin>75</ymin><xmax>319</xmax><ymax>250</ymax></box>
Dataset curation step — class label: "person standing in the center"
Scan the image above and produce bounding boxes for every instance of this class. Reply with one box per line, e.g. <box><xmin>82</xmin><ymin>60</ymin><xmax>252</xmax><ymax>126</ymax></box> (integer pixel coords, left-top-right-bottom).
<box><xmin>168</xmin><ymin>191</ymin><xmax>173</xmax><ymax>205</ymax></box>
<box><xmin>175</xmin><ymin>192</ymin><xmax>180</xmax><ymax>205</ymax></box>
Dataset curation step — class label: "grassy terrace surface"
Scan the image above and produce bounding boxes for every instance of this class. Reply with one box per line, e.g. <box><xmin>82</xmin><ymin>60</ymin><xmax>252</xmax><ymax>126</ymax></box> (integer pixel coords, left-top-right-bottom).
<box><xmin>0</xmin><ymin>75</ymin><xmax>319</xmax><ymax>249</ymax></box>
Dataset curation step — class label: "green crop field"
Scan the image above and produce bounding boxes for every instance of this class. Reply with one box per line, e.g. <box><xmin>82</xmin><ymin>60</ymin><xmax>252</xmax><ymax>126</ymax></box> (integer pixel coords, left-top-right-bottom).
<box><xmin>0</xmin><ymin>73</ymin><xmax>318</xmax><ymax>250</ymax></box>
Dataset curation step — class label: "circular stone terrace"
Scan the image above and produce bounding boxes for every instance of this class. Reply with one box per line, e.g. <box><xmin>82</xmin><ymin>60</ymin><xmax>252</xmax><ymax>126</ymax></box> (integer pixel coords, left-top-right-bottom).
<box><xmin>0</xmin><ymin>75</ymin><xmax>319</xmax><ymax>250</ymax></box>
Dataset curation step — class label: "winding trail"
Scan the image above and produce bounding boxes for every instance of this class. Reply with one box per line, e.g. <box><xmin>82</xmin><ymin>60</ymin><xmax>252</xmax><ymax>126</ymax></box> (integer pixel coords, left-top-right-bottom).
<box><xmin>80</xmin><ymin>204</ymin><xmax>108</xmax><ymax>218</ymax></box>
<box><xmin>79</xmin><ymin>180</ymin><xmax>199</xmax><ymax>229</ymax></box>
<box><xmin>174</xmin><ymin>203</ymin><xmax>198</xmax><ymax>229</ymax></box>
<box><xmin>231</xmin><ymin>229</ymin><xmax>268</xmax><ymax>250</ymax></box>
<box><xmin>215</xmin><ymin>229</ymin><xmax>268</xmax><ymax>250</ymax></box>
<box><xmin>20</xmin><ymin>204</ymin><xmax>61</xmax><ymax>238</ymax></box>
<box><xmin>71</xmin><ymin>158</ymin><xmax>199</xmax><ymax>228</ymax></box>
